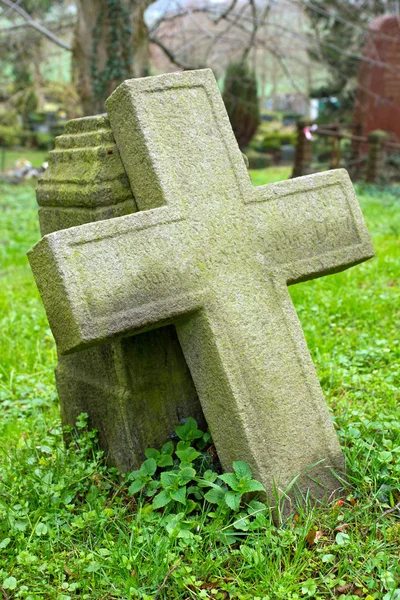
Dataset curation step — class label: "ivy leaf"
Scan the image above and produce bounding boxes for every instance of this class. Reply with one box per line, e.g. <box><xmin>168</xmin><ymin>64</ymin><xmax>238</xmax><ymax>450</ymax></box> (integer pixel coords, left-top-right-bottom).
<box><xmin>140</xmin><ymin>458</ymin><xmax>157</xmax><ymax>477</ymax></box>
<box><xmin>233</xmin><ymin>461</ymin><xmax>252</xmax><ymax>480</ymax></box>
<box><xmin>145</xmin><ymin>448</ymin><xmax>160</xmax><ymax>460</ymax></box>
<box><xmin>161</xmin><ymin>441</ymin><xmax>174</xmax><ymax>455</ymax></box>
<box><xmin>170</xmin><ymin>486</ymin><xmax>187</xmax><ymax>505</ymax></box>
<box><xmin>219</xmin><ymin>473</ymin><xmax>240</xmax><ymax>491</ymax></box>
<box><xmin>225</xmin><ymin>491</ymin><xmax>242</xmax><ymax>511</ymax></box>
<box><xmin>153</xmin><ymin>490</ymin><xmax>172</xmax><ymax>509</ymax></box>
<box><xmin>204</xmin><ymin>487</ymin><xmax>226</xmax><ymax>505</ymax></box>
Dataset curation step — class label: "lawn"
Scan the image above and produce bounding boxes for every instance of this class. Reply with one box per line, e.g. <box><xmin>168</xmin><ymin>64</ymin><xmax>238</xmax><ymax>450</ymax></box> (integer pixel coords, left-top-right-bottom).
<box><xmin>1</xmin><ymin>148</ymin><xmax>49</xmax><ymax>171</ymax></box>
<box><xmin>0</xmin><ymin>168</ymin><xmax>399</xmax><ymax>600</ymax></box>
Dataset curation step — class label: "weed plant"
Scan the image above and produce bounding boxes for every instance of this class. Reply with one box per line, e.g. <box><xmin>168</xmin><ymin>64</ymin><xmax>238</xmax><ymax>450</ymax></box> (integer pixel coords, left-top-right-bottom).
<box><xmin>0</xmin><ymin>172</ymin><xmax>399</xmax><ymax>599</ymax></box>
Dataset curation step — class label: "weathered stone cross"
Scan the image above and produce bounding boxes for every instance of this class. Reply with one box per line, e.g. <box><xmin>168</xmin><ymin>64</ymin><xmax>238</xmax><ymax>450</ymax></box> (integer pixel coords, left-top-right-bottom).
<box><xmin>29</xmin><ymin>70</ymin><xmax>374</xmax><ymax>499</ymax></box>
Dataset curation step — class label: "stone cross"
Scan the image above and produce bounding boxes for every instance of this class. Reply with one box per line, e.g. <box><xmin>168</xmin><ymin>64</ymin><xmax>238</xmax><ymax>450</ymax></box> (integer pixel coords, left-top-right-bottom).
<box><xmin>29</xmin><ymin>70</ymin><xmax>374</xmax><ymax>499</ymax></box>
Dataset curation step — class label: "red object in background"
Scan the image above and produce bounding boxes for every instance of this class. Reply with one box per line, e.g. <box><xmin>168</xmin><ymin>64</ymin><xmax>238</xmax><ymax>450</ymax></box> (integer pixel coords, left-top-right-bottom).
<box><xmin>354</xmin><ymin>15</ymin><xmax>400</xmax><ymax>149</ymax></box>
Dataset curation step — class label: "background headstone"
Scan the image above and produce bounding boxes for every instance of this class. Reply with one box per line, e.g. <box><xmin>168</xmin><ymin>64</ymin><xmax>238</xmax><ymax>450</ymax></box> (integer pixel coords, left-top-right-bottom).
<box><xmin>36</xmin><ymin>113</ymin><xmax>205</xmax><ymax>472</ymax></box>
<box><xmin>354</xmin><ymin>15</ymin><xmax>400</xmax><ymax>145</ymax></box>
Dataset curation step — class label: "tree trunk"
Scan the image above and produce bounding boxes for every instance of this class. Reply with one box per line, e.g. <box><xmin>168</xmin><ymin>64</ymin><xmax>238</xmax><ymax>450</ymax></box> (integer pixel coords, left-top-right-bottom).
<box><xmin>73</xmin><ymin>0</ymin><xmax>155</xmax><ymax>116</ymax></box>
<box><xmin>132</xmin><ymin>2</ymin><xmax>151</xmax><ymax>78</ymax></box>
<box><xmin>32</xmin><ymin>37</ymin><xmax>46</xmax><ymax>111</ymax></box>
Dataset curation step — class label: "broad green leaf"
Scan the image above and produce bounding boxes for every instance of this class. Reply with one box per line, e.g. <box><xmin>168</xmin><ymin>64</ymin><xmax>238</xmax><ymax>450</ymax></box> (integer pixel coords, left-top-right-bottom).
<box><xmin>157</xmin><ymin>455</ymin><xmax>173</xmax><ymax>467</ymax></box>
<box><xmin>175</xmin><ymin>418</ymin><xmax>196</xmax><ymax>440</ymax></box>
<box><xmin>379</xmin><ymin>451</ymin><xmax>393</xmax><ymax>463</ymax></box>
<box><xmin>161</xmin><ymin>441</ymin><xmax>174</xmax><ymax>455</ymax></box>
<box><xmin>247</xmin><ymin>500</ymin><xmax>267</xmax><ymax>514</ymax></box>
<box><xmin>128</xmin><ymin>469</ymin><xmax>141</xmax><ymax>480</ymax></box>
<box><xmin>175</xmin><ymin>418</ymin><xmax>203</xmax><ymax>442</ymax></box>
<box><xmin>240</xmin><ymin>544</ymin><xmax>256</xmax><ymax>561</ymax></box>
<box><xmin>178</xmin><ymin>466</ymin><xmax>196</xmax><ymax>485</ymax></box>
<box><xmin>187</xmin><ymin>428</ymin><xmax>204</xmax><ymax>442</ymax></box>
<box><xmin>153</xmin><ymin>490</ymin><xmax>172</xmax><ymax>509</ymax></box>
<box><xmin>170</xmin><ymin>486</ymin><xmax>187</xmax><ymax>505</ymax></box>
<box><xmin>161</xmin><ymin>471</ymin><xmax>178</xmax><ymax>488</ymax></box>
<box><xmin>128</xmin><ymin>479</ymin><xmax>146</xmax><ymax>495</ymax></box>
<box><xmin>164</xmin><ymin>512</ymin><xmax>184</xmax><ymax>528</ymax></box>
<box><xmin>35</xmin><ymin>522</ymin><xmax>48</xmax><ymax>536</ymax></box>
<box><xmin>176</xmin><ymin>440</ymin><xmax>190</xmax><ymax>452</ymax></box>
<box><xmin>176</xmin><ymin>447</ymin><xmax>200</xmax><ymax>464</ymax></box>
<box><xmin>301</xmin><ymin>579</ymin><xmax>317</xmax><ymax>596</ymax></box>
<box><xmin>0</xmin><ymin>538</ymin><xmax>11</xmax><ymax>549</ymax></box>
<box><xmin>335</xmin><ymin>532</ymin><xmax>350</xmax><ymax>546</ymax></box>
<box><xmin>242</xmin><ymin>479</ymin><xmax>265</xmax><ymax>493</ymax></box>
<box><xmin>219</xmin><ymin>473</ymin><xmax>240</xmax><ymax>491</ymax></box>
<box><xmin>204</xmin><ymin>487</ymin><xmax>225</xmax><ymax>505</ymax></box>
<box><xmin>185</xmin><ymin>499</ymin><xmax>199</xmax><ymax>513</ymax></box>
<box><xmin>146</xmin><ymin>480</ymin><xmax>160</xmax><ymax>496</ymax></box>
<box><xmin>225</xmin><ymin>491</ymin><xmax>242</xmax><ymax>511</ymax></box>
<box><xmin>322</xmin><ymin>553</ymin><xmax>335</xmax><ymax>563</ymax></box>
<box><xmin>3</xmin><ymin>577</ymin><xmax>17</xmax><ymax>590</ymax></box>
<box><xmin>203</xmin><ymin>470</ymin><xmax>218</xmax><ymax>483</ymax></box>
<box><xmin>140</xmin><ymin>458</ymin><xmax>157</xmax><ymax>476</ymax></box>
<box><xmin>233</xmin><ymin>461</ymin><xmax>252</xmax><ymax>480</ymax></box>
<box><xmin>233</xmin><ymin>513</ymin><xmax>250</xmax><ymax>530</ymax></box>
<box><xmin>145</xmin><ymin>448</ymin><xmax>160</xmax><ymax>460</ymax></box>
<box><xmin>177</xmin><ymin>528</ymin><xmax>194</xmax><ymax>539</ymax></box>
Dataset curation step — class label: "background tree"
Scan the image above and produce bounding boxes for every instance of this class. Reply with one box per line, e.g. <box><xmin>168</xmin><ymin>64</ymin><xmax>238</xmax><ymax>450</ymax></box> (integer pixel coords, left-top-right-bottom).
<box><xmin>304</xmin><ymin>0</ymin><xmax>400</xmax><ymax>122</ymax></box>
<box><xmin>223</xmin><ymin>61</ymin><xmax>260</xmax><ymax>149</ymax></box>
<box><xmin>73</xmin><ymin>0</ymin><xmax>155</xmax><ymax>115</ymax></box>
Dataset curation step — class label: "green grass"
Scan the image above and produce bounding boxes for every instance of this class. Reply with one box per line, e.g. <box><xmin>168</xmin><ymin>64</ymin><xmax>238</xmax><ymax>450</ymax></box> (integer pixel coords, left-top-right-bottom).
<box><xmin>0</xmin><ymin>171</ymin><xmax>399</xmax><ymax>599</ymax></box>
<box><xmin>1</xmin><ymin>148</ymin><xmax>49</xmax><ymax>171</ymax></box>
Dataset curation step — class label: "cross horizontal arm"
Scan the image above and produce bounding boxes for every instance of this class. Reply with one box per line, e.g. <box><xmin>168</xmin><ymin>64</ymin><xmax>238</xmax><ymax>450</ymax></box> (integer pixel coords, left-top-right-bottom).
<box><xmin>247</xmin><ymin>170</ymin><xmax>374</xmax><ymax>284</ymax></box>
<box><xmin>28</xmin><ymin>207</ymin><xmax>201</xmax><ymax>355</ymax></box>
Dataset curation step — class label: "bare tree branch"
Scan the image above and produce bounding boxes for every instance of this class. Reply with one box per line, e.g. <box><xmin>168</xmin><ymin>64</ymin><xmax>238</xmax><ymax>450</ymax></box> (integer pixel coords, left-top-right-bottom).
<box><xmin>149</xmin><ymin>35</ymin><xmax>195</xmax><ymax>69</ymax></box>
<box><xmin>0</xmin><ymin>0</ymin><xmax>72</xmax><ymax>50</ymax></box>
<box><xmin>242</xmin><ymin>0</ymin><xmax>257</xmax><ymax>60</ymax></box>
<box><xmin>215</xmin><ymin>0</ymin><xmax>239</xmax><ymax>24</ymax></box>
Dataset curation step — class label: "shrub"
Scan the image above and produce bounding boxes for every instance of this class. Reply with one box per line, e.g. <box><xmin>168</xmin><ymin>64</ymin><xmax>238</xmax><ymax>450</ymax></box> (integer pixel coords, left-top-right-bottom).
<box><xmin>36</xmin><ymin>132</ymin><xmax>56</xmax><ymax>150</ymax></box>
<box><xmin>223</xmin><ymin>62</ymin><xmax>260</xmax><ymax>149</ymax></box>
<box><xmin>0</xmin><ymin>125</ymin><xmax>21</xmax><ymax>147</ymax></box>
<box><xmin>244</xmin><ymin>149</ymin><xmax>271</xmax><ymax>170</ymax></box>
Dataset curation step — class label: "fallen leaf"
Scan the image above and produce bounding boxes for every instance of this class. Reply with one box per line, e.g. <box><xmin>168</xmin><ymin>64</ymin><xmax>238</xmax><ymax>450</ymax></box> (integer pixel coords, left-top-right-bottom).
<box><xmin>335</xmin><ymin>523</ymin><xmax>350</xmax><ymax>533</ymax></box>
<box><xmin>306</xmin><ymin>527</ymin><xmax>323</xmax><ymax>545</ymax></box>
<box><xmin>334</xmin><ymin>583</ymin><xmax>353</xmax><ymax>595</ymax></box>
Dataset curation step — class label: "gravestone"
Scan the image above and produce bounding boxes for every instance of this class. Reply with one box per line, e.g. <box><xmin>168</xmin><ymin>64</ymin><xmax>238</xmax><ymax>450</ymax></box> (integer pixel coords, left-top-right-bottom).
<box><xmin>35</xmin><ymin>114</ymin><xmax>204</xmax><ymax>470</ymax></box>
<box><xmin>354</xmin><ymin>15</ymin><xmax>400</xmax><ymax>144</ymax></box>
<box><xmin>29</xmin><ymin>69</ymin><xmax>374</xmax><ymax>500</ymax></box>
